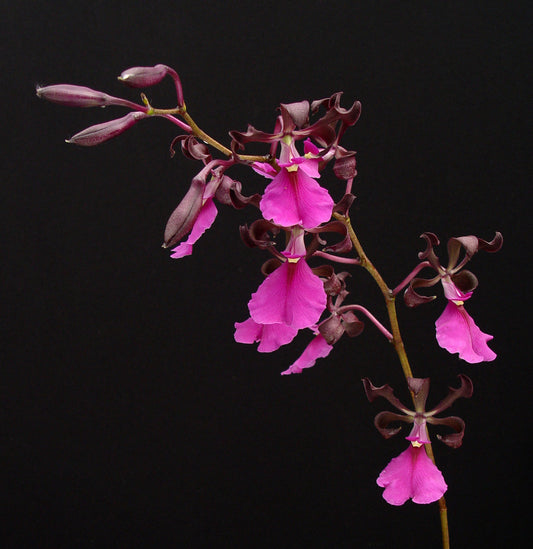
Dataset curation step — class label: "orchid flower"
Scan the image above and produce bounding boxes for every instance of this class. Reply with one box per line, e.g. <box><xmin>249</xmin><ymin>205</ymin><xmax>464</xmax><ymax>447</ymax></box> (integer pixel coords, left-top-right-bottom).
<box><xmin>404</xmin><ymin>232</ymin><xmax>503</xmax><ymax>363</ymax></box>
<box><xmin>255</xmin><ymin>138</ymin><xmax>334</xmax><ymax>229</ymax></box>
<box><xmin>363</xmin><ymin>375</ymin><xmax>473</xmax><ymax>505</ymax></box>
<box><xmin>247</xmin><ymin>226</ymin><xmax>327</xmax><ymax>330</ymax></box>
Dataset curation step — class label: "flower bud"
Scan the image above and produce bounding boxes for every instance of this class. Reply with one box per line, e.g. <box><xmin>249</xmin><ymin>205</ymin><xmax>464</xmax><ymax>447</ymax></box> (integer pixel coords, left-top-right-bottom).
<box><xmin>118</xmin><ymin>64</ymin><xmax>168</xmax><ymax>88</ymax></box>
<box><xmin>36</xmin><ymin>84</ymin><xmax>112</xmax><ymax>107</ymax></box>
<box><xmin>66</xmin><ymin>112</ymin><xmax>146</xmax><ymax>146</ymax></box>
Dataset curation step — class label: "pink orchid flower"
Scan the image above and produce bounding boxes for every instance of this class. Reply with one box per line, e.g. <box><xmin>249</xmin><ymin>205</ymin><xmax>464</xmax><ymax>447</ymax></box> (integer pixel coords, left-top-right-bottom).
<box><xmin>247</xmin><ymin>226</ymin><xmax>327</xmax><ymax>330</ymax></box>
<box><xmin>404</xmin><ymin>232</ymin><xmax>502</xmax><ymax>363</ymax></box>
<box><xmin>256</xmin><ymin>138</ymin><xmax>334</xmax><ymax>229</ymax></box>
<box><xmin>363</xmin><ymin>375</ymin><xmax>473</xmax><ymax>505</ymax></box>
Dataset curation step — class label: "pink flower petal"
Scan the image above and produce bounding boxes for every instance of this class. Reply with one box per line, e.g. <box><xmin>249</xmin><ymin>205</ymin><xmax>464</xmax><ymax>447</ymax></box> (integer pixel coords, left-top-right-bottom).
<box><xmin>281</xmin><ymin>334</ymin><xmax>333</xmax><ymax>375</ymax></box>
<box><xmin>377</xmin><ymin>444</ymin><xmax>447</xmax><ymax>506</ymax></box>
<box><xmin>260</xmin><ymin>168</ymin><xmax>334</xmax><ymax>229</ymax></box>
<box><xmin>234</xmin><ymin>317</ymin><xmax>297</xmax><ymax>353</ymax></box>
<box><xmin>435</xmin><ymin>302</ymin><xmax>496</xmax><ymax>363</ymax></box>
<box><xmin>170</xmin><ymin>198</ymin><xmax>217</xmax><ymax>259</ymax></box>
<box><xmin>248</xmin><ymin>259</ymin><xmax>326</xmax><ymax>329</ymax></box>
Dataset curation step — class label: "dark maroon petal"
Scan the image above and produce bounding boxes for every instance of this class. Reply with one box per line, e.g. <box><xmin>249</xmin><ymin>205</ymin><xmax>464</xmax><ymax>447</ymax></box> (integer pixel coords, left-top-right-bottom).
<box><xmin>426</xmin><ymin>375</ymin><xmax>473</xmax><ymax>417</ymax></box>
<box><xmin>362</xmin><ymin>378</ymin><xmax>413</xmax><ymax>415</ymax></box>
<box><xmin>429</xmin><ymin>416</ymin><xmax>467</xmax><ymax>448</ymax></box>
<box><xmin>163</xmin><ymin>178</ymin><xmax>204</xmax><ymax>248</ymax></box>
<box><xmin>403</xmin><ymin>276</ymin><xmax>440</xmax><ymax>307</ymax></box>
<box><xmin>451</xmin><ymin>270</ymin><xmax>479</xmax><ymax>293</ymax></box>
<box><xmin>374</xmin><ymin>411</ymin><xmax>414</xmax><ymax>439</ymax></box>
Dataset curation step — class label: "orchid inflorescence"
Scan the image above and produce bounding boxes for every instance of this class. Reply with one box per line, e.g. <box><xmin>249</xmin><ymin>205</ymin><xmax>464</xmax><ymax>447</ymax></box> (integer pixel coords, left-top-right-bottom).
<box><xmin>37</xmin><ymin>64</ymin><xmax>503</xmax><ymax>548</ymax></box>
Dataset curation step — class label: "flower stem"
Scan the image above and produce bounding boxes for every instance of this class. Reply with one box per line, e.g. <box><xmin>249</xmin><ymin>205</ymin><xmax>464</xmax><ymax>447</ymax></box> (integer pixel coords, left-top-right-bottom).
<box><xmin>333</xmin><ymin>212</ymin><xmax>450</xmax><ymax>549</ymax></box>
<box><xmin>141</xmin><ymin>96</ymin><xmax>274</xmax><ymax>164</ymax></box>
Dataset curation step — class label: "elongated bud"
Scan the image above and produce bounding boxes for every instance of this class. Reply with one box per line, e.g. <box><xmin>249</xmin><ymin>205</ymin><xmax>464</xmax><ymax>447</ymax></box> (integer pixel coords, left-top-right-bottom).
<box><xmin>66</xmin><ymin>112</ymin><xmax>146</xmax><ymax>146</ymax></box>
<box><xmin>36</xmin><ymin>84</ymin><xmax>112</xmax><ymax>107</ymax></box>
<box><xmin>163</xmin><ymin>178</ymin><xmax>205</xmax><ymax>248</ymax></box>
<box><xmin>118</xmin><ymin>64</ymin><xmax>168</xmax><ymax>88</ymax></box>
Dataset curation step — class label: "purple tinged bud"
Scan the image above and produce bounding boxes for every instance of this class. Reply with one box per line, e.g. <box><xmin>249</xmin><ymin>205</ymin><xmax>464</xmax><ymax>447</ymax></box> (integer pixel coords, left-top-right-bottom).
<box><xmin>66</xmin><ymin>112</ymin><xmax>146</xmax><ymax>146</ymax></box>
<box><xmin>36</xmin><ymin>84</ymin><xmax>112</xmax><ymax>107</ymax></box>
<box><xmin>118</xmin><ymin>64</ymin><xmax>168</xmax><ymax>88</ymax></box>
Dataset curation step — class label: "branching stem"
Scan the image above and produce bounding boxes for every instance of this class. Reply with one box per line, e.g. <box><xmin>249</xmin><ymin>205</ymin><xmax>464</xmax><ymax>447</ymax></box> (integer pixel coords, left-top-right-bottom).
<box><xmin>141</xmin><ymin>95</ymin><xmax>275</xmax><ymax>164</ymax></box>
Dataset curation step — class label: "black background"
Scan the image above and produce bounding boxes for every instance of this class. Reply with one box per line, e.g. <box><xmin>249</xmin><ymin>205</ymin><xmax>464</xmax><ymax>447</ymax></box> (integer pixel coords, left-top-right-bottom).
<box><xmin>2</xmin><ymin>1</ymin><xmax>530</xmax><ymax>547</ymax></box>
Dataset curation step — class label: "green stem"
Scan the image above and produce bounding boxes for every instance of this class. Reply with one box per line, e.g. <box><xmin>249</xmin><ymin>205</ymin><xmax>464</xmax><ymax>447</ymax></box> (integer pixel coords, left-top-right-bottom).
<box><xmin>333</xmin><ymin>212</ymin><xmax>450</xmax><ymax>549</ymax></box>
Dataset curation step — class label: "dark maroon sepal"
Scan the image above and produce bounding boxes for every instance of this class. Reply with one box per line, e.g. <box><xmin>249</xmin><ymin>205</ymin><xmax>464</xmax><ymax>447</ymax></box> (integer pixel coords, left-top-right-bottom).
<box><xmin>426</xmin><ymin>374</ymin><xmax>473</xmax><ymax>417</ymax></box>
<box><xmin>417</xmin><ymin>232</ymin><xmax>442</xmax><ymax>269</ymax></box>
<box><xmin>407</xmin><ymin>377</ymin><xmax>430</xmax><ymax>413</ymax></box>
<box><xmin>279</xmin><ymin>100</ymin><xmax>310</xmax><ymax>130</ymax></box>
<box><xmin>362</xmin><ymin>378</ymin><xmax>413</xmax><ymax>415</ymax></box>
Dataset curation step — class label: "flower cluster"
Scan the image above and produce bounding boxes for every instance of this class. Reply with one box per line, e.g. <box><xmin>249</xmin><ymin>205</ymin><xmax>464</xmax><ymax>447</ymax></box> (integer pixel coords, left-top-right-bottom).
<box><xmin>37</xmin><ymin>63</ymin><xmax>503</xmax><ymax>518</ymax></box>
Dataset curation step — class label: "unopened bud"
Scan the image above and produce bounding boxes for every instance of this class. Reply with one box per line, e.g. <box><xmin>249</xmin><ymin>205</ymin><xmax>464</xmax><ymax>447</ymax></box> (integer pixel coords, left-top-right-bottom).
<box><xmin>36</xmin><ymin>84</ymin><xmax>112</xmax><ymax>107</ymax></box>
<box><xmin>118</xmin><ymin>64</ymin><xmax>168</xmax><ymax>88</ymax></box>
<box><xmin>66</xmin><ymin>112</ymin><xmax>146</xmax><ymax>146</ymax></box>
